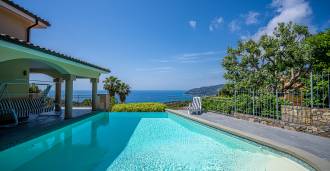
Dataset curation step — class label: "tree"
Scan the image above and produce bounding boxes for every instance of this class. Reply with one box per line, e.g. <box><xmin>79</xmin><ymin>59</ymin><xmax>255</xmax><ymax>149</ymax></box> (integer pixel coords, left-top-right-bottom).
<box><xmin>222</xmin><ymin>39</ymin><xmax>265</xmax><ymax>90</ymax></box>
<box><xmin>103</xmin><ymin>76</ymin><xmax>121</xmax><ymax>110</ymax></box>
<box><xmin>103</xmin><ymin>76</ymin><xmax>120</xmax><ymax>96</ymax></box>
<box><xmin>305</xmin><ymin>29</ymin><xmax>330</xmax><ymax>72</ymax></box>
<box><xmin>117</xmin><ymin>82</ymin><xmax>131</xmax><ymax>103</ymax></box>
<box><xmin>260</xmin><ymin>22</ymin><xmax>312</xmax><ymax>91</ymax></box>
<box><xmin>82</xmin><ymin>99</ymin><xmax>92</xmax><ymax>106</ymax></box>
<box><xmin>222</xmin><ymin>22</ymin><xmax>313</xmax><ymax>92</ymax></box>
<box><xmin>29</xmin><ymin>83</ymin><xmax>41</xmax><ymax>93</ymax></box>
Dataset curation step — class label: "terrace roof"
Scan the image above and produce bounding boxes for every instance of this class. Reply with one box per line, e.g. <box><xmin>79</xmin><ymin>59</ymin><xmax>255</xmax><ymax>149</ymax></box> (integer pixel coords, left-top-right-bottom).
<box><xmin>0</xmin><ymin>34</ymin><xmax>110</xmax><ymax>73</ymax></box>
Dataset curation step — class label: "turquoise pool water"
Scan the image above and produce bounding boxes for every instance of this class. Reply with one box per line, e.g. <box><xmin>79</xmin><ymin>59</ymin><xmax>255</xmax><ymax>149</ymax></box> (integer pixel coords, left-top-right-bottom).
<box><xmin>0</xmin><ymin>112</ymin><xmax>314</xmax><ymax>171</ymax></box>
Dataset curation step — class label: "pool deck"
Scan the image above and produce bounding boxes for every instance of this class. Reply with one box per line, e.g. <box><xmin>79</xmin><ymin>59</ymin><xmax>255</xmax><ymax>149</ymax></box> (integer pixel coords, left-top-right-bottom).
<box><xmin>167</xmin><ymin>109</ymin><xmax>330</xmax><ymax>171</ymax></box>
<box><xmin>0</xmin><ymin>107</ymin><xmax>96</xmax><ymax>151</ymax></box>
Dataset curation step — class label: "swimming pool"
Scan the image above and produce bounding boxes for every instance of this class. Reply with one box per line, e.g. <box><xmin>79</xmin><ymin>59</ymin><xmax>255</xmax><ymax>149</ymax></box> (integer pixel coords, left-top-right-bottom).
<box><xmin>0</xmin><ymin>112</ymin><xmax>315</xmax><ymax>171</ymax></box>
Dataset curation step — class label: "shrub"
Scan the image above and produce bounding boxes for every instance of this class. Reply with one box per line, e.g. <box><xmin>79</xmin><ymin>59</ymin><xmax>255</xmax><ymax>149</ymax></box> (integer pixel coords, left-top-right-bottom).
<box><xmin>111</xmin><ymin>102</ymin><xmax>166</xmax><ymax>112</ymax></box>
<box><xmin>202</xmin><ymin>93</ymin><xmax>289</xmax><ymax>119</ymax></box>
<box><xmin>29</xmin><ymin>83</ymin><xmax>41</xmax><ymax>93</ymax></box>
<box><xmin>82</xmin><ymin>99</ymin><xmax>92</xmax><ymax>106</ymax></box>
<box><xmin>202</xmin><ymin>96</ymin><xmax>233</xmax><ymax>114</ymax></box>
<box><xmin>165</xmin><ymin>101</ymin><xmax>190</xmax><ymax>110</ymax></box>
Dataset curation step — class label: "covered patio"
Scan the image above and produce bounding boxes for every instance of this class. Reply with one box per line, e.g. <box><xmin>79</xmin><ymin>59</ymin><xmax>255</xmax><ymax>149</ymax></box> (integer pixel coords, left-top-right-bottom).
<box><xmin>0</xmin><ymin>34</ymin><xmax>110</xmax><ymax>122</ymax></box>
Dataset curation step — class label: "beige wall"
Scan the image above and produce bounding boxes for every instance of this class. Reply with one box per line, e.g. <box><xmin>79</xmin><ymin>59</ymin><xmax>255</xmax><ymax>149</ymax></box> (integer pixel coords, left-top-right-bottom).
<box><xmin>0</xmin><ymin>7</ymin><xmax>32</xmax><ymax>41</ymax></box>
<box><xmin>0</xmin><ymin>60</ymin><xmax>29</xmax><ymax>97</ymax></box>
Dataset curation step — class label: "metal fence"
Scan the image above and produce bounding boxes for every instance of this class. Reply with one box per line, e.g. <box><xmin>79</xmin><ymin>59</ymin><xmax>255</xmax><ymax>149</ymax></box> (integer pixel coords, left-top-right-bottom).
<box><xmin>72</xmin><ymin>95</ymin><xmax>92</xmax><ymax>107</ymax></box>
<box><xmin>204</xmin><ymin>71</ymin><xmax>330</xmax><ymax>127</ymax></box>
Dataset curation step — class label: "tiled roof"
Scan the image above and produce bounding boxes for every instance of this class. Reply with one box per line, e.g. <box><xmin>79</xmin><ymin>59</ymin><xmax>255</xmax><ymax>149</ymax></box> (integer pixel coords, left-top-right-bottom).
<box><xmin>2</xmin><ymin>0</ymin><xmax>50</xmax><ymax>26</ymax></box>
<box><xmin>0</xmin><ymin>34</ymin><xmax>110</xmax><ymax>73</ymax></box>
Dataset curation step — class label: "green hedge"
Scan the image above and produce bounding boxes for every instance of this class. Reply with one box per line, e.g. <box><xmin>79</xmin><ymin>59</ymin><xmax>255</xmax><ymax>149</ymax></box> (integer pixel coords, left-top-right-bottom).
<box><xmin>111</xmin><ymin>102</ymin><xmax>166</xmax><ymax>112</ymax></box>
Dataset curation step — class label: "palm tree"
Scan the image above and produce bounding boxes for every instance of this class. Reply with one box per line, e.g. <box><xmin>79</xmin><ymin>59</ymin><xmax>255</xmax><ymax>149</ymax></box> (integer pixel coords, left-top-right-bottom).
<box><xmin>103</xmin><ymin>76</ymin><xmax>120</xmax><ymax>96</ymax></box>
<box><xmin>117</xmin><ymin>82</ymin><xmax>131</xmax><ymax>103</ymax></box>
<box><xmin>103</xmin><ymin>76</ymin><xmax>121</xmax><ymax>109</ymax></box>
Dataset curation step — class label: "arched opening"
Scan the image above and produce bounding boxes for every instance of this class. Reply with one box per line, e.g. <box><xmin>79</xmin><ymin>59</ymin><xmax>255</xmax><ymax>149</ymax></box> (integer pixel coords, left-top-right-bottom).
<box><xmin>0</xmin><ymin>48</ymin><xmax>107</xmax><ymax>123</ymax></box>
<box><xmin>0</xmin><ymin>58</ymin><xmax>68</xmax><ymax>97</ymax></box>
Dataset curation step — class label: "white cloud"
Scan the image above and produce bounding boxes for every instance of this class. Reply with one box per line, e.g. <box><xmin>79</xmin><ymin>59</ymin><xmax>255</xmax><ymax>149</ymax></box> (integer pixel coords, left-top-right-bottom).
<box><xmin>209</xmin><ymin>17</ymin><xmax>224</xmax><ymax>31</ymax></box>
<box><xmin>228</xmin><ymin>20</ymin><xmax>240</xmax><ymax>32</ymax></box>
<box><xmin>136</xmin><ymin>67</ymin><xmax>173</xmax><ymax>73</ymax></box>
<box><xmin>158</xmin><ymin>59</ymin><xmax>170</xmax><ymax>63</ymax></box>
<box><xmin>188</xmin><ymin>20</ymin><xmax>197</xmax><ymax>29</ymax></box>
<box><xmin>253</xmin><ymin>0</ymin><xmax>312</xmax><ymax>39</ymax></box>
<box><xmin>153</xmin><ymin>51</ymin><xmax>225</xmax><ymax>64</ymax></box>
<box><xmin>177</xmin><ymin>51</ymin><xmax>224</xmax><ymax>63</ymax></box>
<box><xmin>245</xmin><ymin>11</ymin><xmax>260</xmax><ymax>25</ymax></box>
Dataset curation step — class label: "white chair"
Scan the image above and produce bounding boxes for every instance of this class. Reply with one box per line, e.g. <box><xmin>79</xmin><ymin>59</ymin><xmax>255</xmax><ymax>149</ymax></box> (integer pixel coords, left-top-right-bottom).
<box><xmin>188</xmin><ymin>97</ymin><xmax>202</xmax><ymax>115</ymax></box>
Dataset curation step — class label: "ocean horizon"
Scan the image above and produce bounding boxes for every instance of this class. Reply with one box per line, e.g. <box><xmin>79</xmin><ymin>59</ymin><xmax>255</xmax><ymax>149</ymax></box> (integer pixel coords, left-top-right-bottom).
<box><xmin>49</xmin><ymin>90</ymin><xmax>192</xmax><ymax>103</ymax></box>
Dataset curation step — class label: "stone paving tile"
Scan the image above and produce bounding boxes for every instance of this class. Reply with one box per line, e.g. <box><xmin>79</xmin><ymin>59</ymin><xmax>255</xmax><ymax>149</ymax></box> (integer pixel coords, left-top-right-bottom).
<box><xmin>175</xmin><ymin>110</ymin><xmax>330</xmax><ymax>161</ymax></box>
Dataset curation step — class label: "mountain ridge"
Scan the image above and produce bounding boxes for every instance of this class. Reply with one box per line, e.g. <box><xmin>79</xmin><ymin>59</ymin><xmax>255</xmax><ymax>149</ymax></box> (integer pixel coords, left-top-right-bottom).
<box><xmin>185</xmin><ymin>84</ymin><xmax>224</xmax><ymax>96</ymax></box>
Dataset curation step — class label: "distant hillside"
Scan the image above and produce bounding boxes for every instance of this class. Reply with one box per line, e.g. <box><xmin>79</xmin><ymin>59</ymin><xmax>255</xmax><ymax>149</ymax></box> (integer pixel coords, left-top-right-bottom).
<box><xmin>185</xmin><ymin>84</ymin><xmax>224</xmax><ymax>96</ymax></box>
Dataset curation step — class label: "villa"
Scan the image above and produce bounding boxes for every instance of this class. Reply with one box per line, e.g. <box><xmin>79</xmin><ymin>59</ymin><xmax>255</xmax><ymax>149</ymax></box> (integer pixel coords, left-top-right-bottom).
<box><xmin>0</xmin><ymin>1</ymin><xmax>330</xmax><ymax>171</ymax></box>
<box><xmin>0</xmin><ymin>0</ymin><xmax>110</xmax><ymax>123</ymax></box>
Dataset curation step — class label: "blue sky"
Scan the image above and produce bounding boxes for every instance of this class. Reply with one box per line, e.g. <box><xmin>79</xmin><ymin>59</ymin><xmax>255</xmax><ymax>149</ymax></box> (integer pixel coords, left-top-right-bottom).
<box><xmin>18</xmin><ymin>0</ymin><xmax>330</xmax><ymax>90</ymax></box>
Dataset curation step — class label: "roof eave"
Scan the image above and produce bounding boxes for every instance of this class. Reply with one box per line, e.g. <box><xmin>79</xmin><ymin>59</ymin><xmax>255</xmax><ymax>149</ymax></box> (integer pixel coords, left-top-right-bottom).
<box><xmin>0</xmin><ymin>34</ymin><xmax>111</xmax><ymax>74</ymax></box>
<box><xmin>2</xmin><ymin>0</ymin><xmax>50</xmax><ymax>27</ymax></box>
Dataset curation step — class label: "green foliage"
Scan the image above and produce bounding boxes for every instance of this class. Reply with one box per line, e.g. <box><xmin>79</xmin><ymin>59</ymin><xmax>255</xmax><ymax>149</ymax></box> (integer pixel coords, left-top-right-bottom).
<box><xmin>305</xmin><ymin>29</ymin><xmax>330</xmax><ymax>72</ymax></box>
<box><xmin>117</xmin><ymin>82</ymin><xmax>131</xmax><ymax>103</ymax></box>
<box><xmin>202</xmin><ymin>93</ymin><xmax>289</xmax><ymax>119</ymax></box>
<box><xmin>290</xmin><ymin>29</ymin><xmax>330</xmax><ymax>107</ymax></box>
<box><xmin>81</xmin><ymin>99</ymin><xmax>92</xmax><ymax>106</ymax></box>
<box><xmin>111</xmin><ymin>103</ymin><xmax>166</xmax><ymax>112</ymax></box>
<box><xmin>103</xmin><ymin>76</ymin><xmax>121</xmax><ymax>97</ymax></box>
<box><xmin>29</xmin><ymin>83</ymin><xmax>41</xmax><ymax>93</ymax></box>
<box><xmin>202</xmin><ymin>96</ymin><xmax>233</xmax><ymax>114</ymax></box>
<box><xmin>222</xmin><ymin>22</ymin><xmax>314</xmax><ymax>92</ymax></box>
<box><xmin>301</xmin><ymin>73</ymin><xmax>329</xmax><ymax>107</ymax></box>
<box><xmin>103</xmin><ymin>76</ymin><xmax>131</xmax><ymax>110</ymax></box>
<box><xmin>218</xmin><ymin>84</ymin><xmax>234</xmax><ymax>96</ymax></box>
<box><xmin>165</xmin><ymin>101</ymin><xmax>190</xmax><ymax>110</ymax></box>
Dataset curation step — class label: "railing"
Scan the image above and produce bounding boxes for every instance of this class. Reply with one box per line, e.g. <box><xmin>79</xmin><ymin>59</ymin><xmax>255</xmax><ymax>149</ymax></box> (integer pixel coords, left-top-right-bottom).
<box><xmin>203</xmin><ymin>70</ymin><xmax>330</xmax><ymax>136</ymax></box>
<box><xmin>50</xmin><ymin>95</ymin><xmax>92</xmax><ymax>107</ymax></box>
<box><xmin>73</xmin><ymin>95</ymin><xmax>92</xmax><ymax>107</ymax></box>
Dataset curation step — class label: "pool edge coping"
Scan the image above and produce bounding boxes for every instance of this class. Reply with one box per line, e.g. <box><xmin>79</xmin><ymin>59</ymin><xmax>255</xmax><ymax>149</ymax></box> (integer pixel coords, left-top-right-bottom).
<box><xmin>166</xmin><ymin>109</ymin><xmax>330</xmax><ymax>171</ymax></box>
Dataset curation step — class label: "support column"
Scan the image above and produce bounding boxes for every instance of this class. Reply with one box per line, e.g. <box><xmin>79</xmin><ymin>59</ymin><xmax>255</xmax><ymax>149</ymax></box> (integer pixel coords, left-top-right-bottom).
<box><xmin>91</xmin><ymin>78</ymin><xmax>98</xmax><ymax>111</ymax></box>
<box><xmin>65</xmin><ymin>75</ymin><xmax>75</xmax><ymax>119</ymax></box>
<box><xmin>54</xmin><ymin>78</ymin><xmax>62</xmax><ymax>112</ymax></box>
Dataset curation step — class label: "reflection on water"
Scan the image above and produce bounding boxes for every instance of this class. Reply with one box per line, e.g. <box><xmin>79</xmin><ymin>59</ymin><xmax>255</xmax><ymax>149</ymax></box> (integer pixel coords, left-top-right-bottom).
<box><xmin>0</xmin><ymin>112</ymin><xmax>145</xmax><ymax>171</ymax></box>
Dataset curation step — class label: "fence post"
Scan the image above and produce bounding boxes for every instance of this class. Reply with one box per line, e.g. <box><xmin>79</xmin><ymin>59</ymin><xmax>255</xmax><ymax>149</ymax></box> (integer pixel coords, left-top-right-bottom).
<box><xmin>328</xmin><ymin>71</ymin><xmax>330</xmax><ymax>109</ymax></box>
<box><xmin>252</xmin><ymin>90</ymin><xmax>255</xmax><ymax>115</ymax></box>
<box><xmin>310</xmin><ymin>71</ymin><xmax>313</xmax><ymax>108</ymax></box>
<box><xmin>276</xmin><ymin>90</ymin><xmax>279</xmax><ymax>120</ymax></box>
<box><xmin>234</xmin><ymin>90</ymin><xmax>237</xmax><ymax>114</ymax></box>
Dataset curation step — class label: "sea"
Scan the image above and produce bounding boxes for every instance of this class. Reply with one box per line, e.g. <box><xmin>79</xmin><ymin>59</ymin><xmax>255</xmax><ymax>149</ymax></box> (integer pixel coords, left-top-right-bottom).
<box><xmin>49</xmin><ymin>90</ymin><xmax>192</xmax><ymax>103</ymax></box>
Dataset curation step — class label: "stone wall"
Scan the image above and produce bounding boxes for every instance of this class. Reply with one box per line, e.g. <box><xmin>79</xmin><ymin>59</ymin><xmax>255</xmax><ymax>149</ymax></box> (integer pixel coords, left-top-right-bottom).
<box><xmin>225</xmin><ymin>107</ymin><xmax>330</xmax><ymax>138</ymax></box>
<box><xmin>281</xmin><ymin>106</ymin><xmax>330</xmax><ymax>126</ymax></box>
